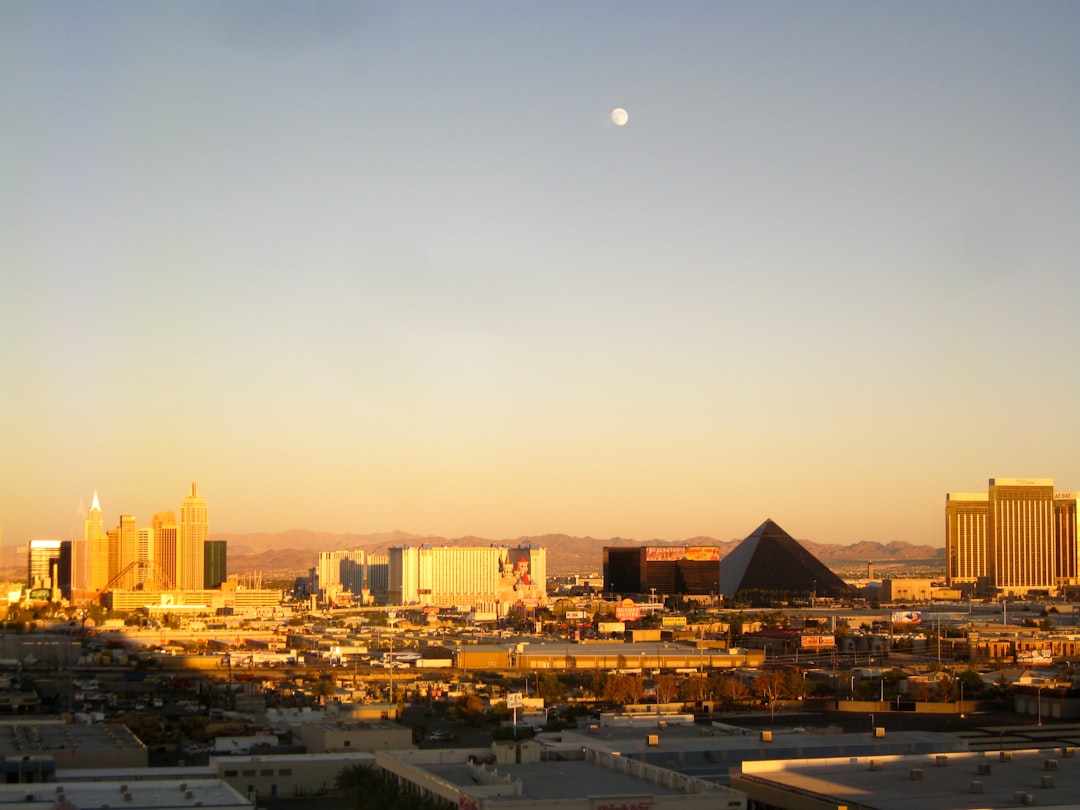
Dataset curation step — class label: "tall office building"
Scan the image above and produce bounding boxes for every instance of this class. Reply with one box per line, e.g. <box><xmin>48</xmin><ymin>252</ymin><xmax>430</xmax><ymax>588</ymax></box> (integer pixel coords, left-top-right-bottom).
<box><xmin>388</xmin><ymin>544</ymin><xmax>546</xmax><ymax>614</ymax></box>
<box><xmin>1054</xmin><ymin>492</ymin><xmax>1079</xmax><ymax>586</ymax></box>
<box><xmin>177</xmin><ymin>482</ymin><xmax>208</xmax><ymax>591</ymax></box>
<box><xmin>85</xmin><ymin>491</ymin><xmax>109</xmax><ymax>591</ymax></box>
<box><xmin>945</xmin><ymin>493</ymin><xmax>989</xmax><ymax>586</ymax></box>
<box><xmin>27</xmin><ymin>539</ymin><xmax>62</xmax><ymax>588</ymax></box>
<box><xmin>204</xmin><ymin>539</ymin><xmax>227</xmax><ymax>589</ymax></box>
<box><xmin>152</xmin><ymin>511</ymin><xmax>178</xmax><ymax>588</ymax></box>
<box><xmin>58</xmin><ymin>540</ymin><xmax>74</xmax><ymax>600</ymax></box>
<box><xmin>987</xmin><ymin>478</ymin><xmax>1055</xmax><ymax>594</ymax></box>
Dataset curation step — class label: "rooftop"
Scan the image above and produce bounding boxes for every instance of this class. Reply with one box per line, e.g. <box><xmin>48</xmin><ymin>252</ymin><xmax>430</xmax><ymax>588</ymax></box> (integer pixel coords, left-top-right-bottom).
<box><xmin>736</xmin><ymin>748</ymin><xmax>1080</xmax><ymax>810</ymax></box>
<box><xmin>11</xmin><ymin>778</ymin><xmax>249</xmax><ymax>810</ymax></box>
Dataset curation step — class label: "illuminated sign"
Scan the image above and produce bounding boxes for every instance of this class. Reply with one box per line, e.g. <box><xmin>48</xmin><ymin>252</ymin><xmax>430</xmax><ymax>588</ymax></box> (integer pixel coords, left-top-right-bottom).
<box><xmin>646</xmin><ymin>547</ymin><xmax>687</xmax><ymax>562</ymax></box>
<box><xmin>684</xmin><ymin>546</ymin><xmax>721</xmax><ymax>562</ymax></box>
<box><xmin>800</xmin><ymin>634</ymin><xmax>836</xmax><ymax>648</ymax></box>
<box><xmin>661</xmin><ymin>615</ymin><xmax>687</xmax><ymax>627</ymax></box>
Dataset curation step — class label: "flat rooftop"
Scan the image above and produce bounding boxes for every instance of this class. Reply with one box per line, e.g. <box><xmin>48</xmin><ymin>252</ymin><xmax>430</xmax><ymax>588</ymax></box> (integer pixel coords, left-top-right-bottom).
<box><xmin>0</xmin><ymin>721</ymin><xmax>145</xmax><ymax>753</ymax></box>
<box><xmin>736</xmin><ymin>748</ymin><xmax>1080</xmax><ymax>810</ymax></box>
<box><xmin>425</xmin><ymin>758</ymin><xmax>685</xmax><ymax>801</ymax></box>
<box><xmin>562</xmin><ymin>722</ymin><xmax>966</xmax><ymax>761</ymax></box>
<box><xmin>12</xmin><ymin>778</ymin><xmax>249</xmax><ymax>810</ymax></box>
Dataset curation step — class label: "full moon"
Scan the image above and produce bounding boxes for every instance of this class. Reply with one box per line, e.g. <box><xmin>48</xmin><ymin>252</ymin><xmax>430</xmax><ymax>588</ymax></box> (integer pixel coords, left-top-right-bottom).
<box><xmin>611</xmin><ymin>107</ymin><xmax>629</xmax><ymax>126</ymax></box>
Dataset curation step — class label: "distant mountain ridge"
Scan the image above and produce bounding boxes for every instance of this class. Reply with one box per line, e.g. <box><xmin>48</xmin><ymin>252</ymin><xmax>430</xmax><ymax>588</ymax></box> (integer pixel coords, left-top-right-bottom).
<box><xmin>217</xmin><ymin>530</ymin><xmax>944</xmax><ymax>578</ymax></box>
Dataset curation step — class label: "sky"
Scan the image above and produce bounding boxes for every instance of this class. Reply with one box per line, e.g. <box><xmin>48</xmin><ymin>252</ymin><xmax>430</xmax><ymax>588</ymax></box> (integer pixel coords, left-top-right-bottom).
<box><xmin>2</xmin><ymin>1</ymin><xmax>1078</xmax><ymax>550</ymax></box>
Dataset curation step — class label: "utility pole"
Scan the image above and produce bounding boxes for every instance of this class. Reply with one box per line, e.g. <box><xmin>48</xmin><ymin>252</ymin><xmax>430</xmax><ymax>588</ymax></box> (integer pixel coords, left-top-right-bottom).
<box><xmin>387</xmin><ymin>610</ymin><xmax>398</xmax><ymax>711</ymax></box>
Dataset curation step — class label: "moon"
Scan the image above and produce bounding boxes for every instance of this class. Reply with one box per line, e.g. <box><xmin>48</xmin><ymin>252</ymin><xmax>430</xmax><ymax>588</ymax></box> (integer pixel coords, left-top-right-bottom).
<box><xmin>611</xmin><ymin>107</ymin><xmax>629</xmax><ymax>126</ymax></box>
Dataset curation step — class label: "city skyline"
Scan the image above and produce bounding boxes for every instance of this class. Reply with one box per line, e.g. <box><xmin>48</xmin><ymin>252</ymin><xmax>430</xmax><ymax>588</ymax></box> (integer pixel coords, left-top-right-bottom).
<box><xmin>3</xmin><ymin>4</ymin><xmax>1078</xmax><ymax>549</ymax></box>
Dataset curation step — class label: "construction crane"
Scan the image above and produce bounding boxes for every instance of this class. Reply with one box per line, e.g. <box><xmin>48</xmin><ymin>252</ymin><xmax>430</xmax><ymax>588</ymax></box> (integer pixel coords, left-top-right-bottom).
<box><xmin>82</xmin><ymin>559</ymin><xmax>176</xmax><ymax>606</ymax></box>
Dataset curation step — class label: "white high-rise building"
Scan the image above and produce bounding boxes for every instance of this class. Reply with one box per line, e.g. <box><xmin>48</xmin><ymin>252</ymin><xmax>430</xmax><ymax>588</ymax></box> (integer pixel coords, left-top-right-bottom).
<box><xmin>388</xmin><ymin>544</ymin><xmax>546</xmax><ymax>614</ymax></box>
<box><xmin>316</xmin><ymin>549</ymin><xmax>366</xmax><ymax>598</ymax></box>
<box><xmin>177</xmin><ymin>482</ymin><xmax>208</xmax><ymax>591</ymax></box>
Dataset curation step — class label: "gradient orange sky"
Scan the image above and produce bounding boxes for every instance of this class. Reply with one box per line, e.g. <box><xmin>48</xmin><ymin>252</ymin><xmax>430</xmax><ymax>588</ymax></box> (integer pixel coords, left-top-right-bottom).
<box><xmin>2</xmin><ymin>3</ymin><xmax>1078</xmax><ymax>549</ymax></box>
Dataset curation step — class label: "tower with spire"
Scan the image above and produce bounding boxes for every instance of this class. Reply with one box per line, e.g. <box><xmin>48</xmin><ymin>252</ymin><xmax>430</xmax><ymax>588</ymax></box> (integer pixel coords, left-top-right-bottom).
<box><xmin>177</xmin><ymin>482</ymin><xmax>208</xmax><ymax>591</ymax></box>
<box><xmin>84</xmin><ymin>491</ymin><xmax>110</xmax><ymax>591</ymax></box>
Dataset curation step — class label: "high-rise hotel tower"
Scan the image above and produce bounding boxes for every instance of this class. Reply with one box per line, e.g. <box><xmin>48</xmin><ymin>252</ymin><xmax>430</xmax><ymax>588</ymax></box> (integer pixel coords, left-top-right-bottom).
<box><xmin>85</xmin><ymin>491</ymin><xmax>109</xmax><ymax>591</ymax></box>
<box><xmin>177</xmin><ymin>482</ymin><xmax>208</xmax><ymax>590</ymax></box>
<box><xmin>945</xmin><ymin>492</ymin><xmax>988</xmax><ymax>587</ymax></box>
<box><xmin>947</xmin><ymin>478</ymin><xmax>1076</xmax><ymax>596</ymax></box>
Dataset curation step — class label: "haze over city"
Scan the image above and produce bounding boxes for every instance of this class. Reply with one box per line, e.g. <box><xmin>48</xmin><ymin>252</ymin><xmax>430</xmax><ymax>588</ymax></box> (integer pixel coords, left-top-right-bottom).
<box><xmin>2</xmin><ymin>2</ymin><xmax>1078</xmax><ymax>549</ymax></box>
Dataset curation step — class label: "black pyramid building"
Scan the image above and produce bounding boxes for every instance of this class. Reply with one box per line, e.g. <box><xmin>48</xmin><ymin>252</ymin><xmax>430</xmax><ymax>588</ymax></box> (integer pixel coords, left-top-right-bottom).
<box><xmin>718</xmin><ymin>518</ymin><xmax>850</xmax><ymax>599</ymax></box>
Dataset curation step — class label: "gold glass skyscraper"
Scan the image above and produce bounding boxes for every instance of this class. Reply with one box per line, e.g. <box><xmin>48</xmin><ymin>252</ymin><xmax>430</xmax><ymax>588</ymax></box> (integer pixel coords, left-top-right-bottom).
<box><xmin>947</xmin><ymin>478</ymin><xmax>1070</xmax><ymax>597</ymax></box>
<box><xmin>988</xmin><ymin>478</ymin><xmax>1055</xmax><ymax>593</ymax></box>
<box><xmin>1054</xmin><ymin>492</ymin><xmax>1079</xmax><ymax>586</ymax></box>
<box><xmin>945</xmin><ymin>493</ymin><xmax>988</xmax><ymax>586</ymax></box>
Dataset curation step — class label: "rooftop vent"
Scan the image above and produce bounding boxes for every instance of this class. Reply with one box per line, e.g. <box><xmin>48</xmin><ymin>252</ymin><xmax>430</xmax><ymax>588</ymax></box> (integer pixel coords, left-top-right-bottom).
<box><xmin>909</xmin><ymin>768</ymin><xmax>923</xmax><ymax>781</ymax></box>
<box><xmin>936</xmin><ymin>755</ymin><xmax>949</xmax><ymax>767</ymax></box>
<box><xmin>868</xmin><ymin>761</ymin><xmax>882</xmax><ymax>771</ymax></box>
<box><xmin>760</xmin><ymin>731</ymin><xmax>772</xmax><ymax>743</ymax></box>
<box><xmin>978</xmin><ymin>762</ymin><xmax>992</xmax><ymax>775</ymax></box>
<box><xmin>1063</xmin><ymin>747</ymin><xmax>1076</xmax><ymax>758</ymax></box>
<box><xmin>970</xmin><ymin>780</ymin><xmax>983</xmax><ymax>794</ymax></box>
<box><xmin>873</xmin><ymin>727</ymin><xmax>885</xmax><ymax>738</ymax></box>
<box><xmin>1044</xmin><ymin>758</ymin><xmax>1058</xmax><ymax>770</ymax></box>
<box><xmin>1040</xmin><ymin>775</ymin><xmax>1055</xmax><ymax>789</ymax></box>
<box><xmin>1000</xmin><ymin>751</ymin><xmax>1013</xmax><ymax>762</ymax></box>
<box><xmin>1013</xmin><ymin>791</ymin><xmax>1034</xmax><ymax>805</ymax></box>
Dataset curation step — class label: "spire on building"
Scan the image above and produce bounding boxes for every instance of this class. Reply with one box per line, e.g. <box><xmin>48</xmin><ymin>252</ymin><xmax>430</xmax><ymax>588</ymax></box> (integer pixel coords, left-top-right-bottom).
<box><xmin>91</xmin><ymin>491</ymin><xmax>101</xmax><ymax>511</ymax></box>
<box><xmin>190</xmin><ymin>481</ymin><xmax>198</xmax><ymax>497</ymax></box>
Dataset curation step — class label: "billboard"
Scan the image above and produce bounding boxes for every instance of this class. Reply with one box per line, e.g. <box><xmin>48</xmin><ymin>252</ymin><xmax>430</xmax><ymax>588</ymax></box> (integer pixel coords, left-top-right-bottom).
<box><xmin>644</xmin><ymin>546</ymin><xmax>721</xmax><ymax>562</ymax></box>
<box><xmin>685</xmin><ymin>546</ymin><xmax>721</xmax><ymax>562</ymax></box>
<box><xmin>661</xmin><ymin>615</ymin><xmax>688</xmax><ymax>627</ymax></box>
<box><xmin>891</xmin><ymin>611</ymin><xmax>921</xmax><ymax>624</ymax></box>
<box><xmin>646</xmin><ymin>547</ymin><xmax>687</xmax><ymax>562</ymax></box>
<box><xmin>1016</xmin><ymin>649</ymin><xmax>1052</xmax><ymax>665</ymax></box>
<box><xmin>597</xmin><ymin>622</ymin><xmax>626</xmax><ymax>634</ymax></box>
<box><xmin>615</xmin><ymin>604</ymin><xmax>641</xmax><ymax>621</ymax></box>
<box><xmin>565</xmin><ymin>610</ymin><xmax>588</xmax><ymax>620</ymax></box>
<box><xmin>800</xmin><ymin>634</ymin><xmax>836</xmax><ymax>649</ymax></box>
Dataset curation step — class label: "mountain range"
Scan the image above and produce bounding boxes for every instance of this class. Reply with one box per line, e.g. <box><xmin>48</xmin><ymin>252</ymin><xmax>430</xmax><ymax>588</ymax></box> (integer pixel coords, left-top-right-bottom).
<box><xmin>217</xmin><ymin>529</ymin><xmax>945</xmax><ymax>580</ymax></box>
